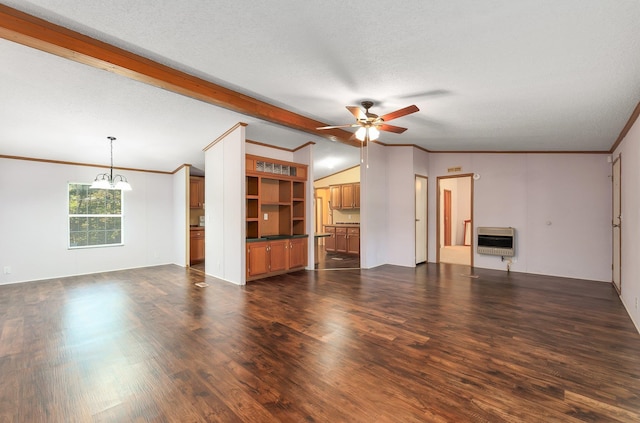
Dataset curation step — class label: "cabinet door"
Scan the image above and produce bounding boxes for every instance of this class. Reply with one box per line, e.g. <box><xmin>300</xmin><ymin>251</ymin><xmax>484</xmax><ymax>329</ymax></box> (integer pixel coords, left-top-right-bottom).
<box><xmin>189</xmin><ymin>177</ymin><xmax>204</xmax><ymax>208</ymax></box>
<box><xmin>289</xmin><ymin>238</ymin><xmax>307</xmax><ymax>269</ymax></box>
<box><xmin>347</xmin><ymin>228</ymin><xmax>360</xmax><ymax>255</ymax></box>
<box><xmin>190</xmin><ymin>231</ymin><xmax>205</xmax><ymax>263</ymax></box>
<box><xmin>325</xmin><ymin>226</ymin><xmax>336</xmax><ymax>252</ymax></box>
<box><xmin>335</xmin><ymin>228</ymin><xmax>347</xmax><ymax>253</ymax></box>
<box><xmin>247</xmin><ymin>242</ymin><xmax>269</xmax><ymax>277</ymax></box>
<box><xmin>329</xmin><ymin>185</ymin><xmax>342</xmax><ymax>209</ymax></box>
<box><xmin>354</xmin><ymin>183</ymin><xmax>360</xmax><ymax>208</ymax></box>
<box><xmin>269</xmin><ymin>240</ymin><xmax>289</xmax><ymax>272</ymax></box>
<box><xmin>342</xmin><ymin>184</ymin><xmax>354</xmax><ymax>209</ymax></box>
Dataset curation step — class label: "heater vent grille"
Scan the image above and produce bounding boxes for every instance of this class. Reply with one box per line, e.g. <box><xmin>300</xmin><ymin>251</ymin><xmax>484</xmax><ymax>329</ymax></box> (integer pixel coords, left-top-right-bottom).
<box><xmin>477</xmin><ymin>227</ymin><xmax>515</xmax><ymax>257</ymax></box>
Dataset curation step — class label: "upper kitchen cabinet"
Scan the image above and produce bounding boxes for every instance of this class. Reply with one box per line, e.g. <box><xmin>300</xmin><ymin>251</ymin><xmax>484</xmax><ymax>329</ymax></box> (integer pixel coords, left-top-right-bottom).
<box><xmin>329</xmin><ymin>183</ymin><xmax>360</xmax><ymax>210</ymax></box>
<box><xmin>189</xmin><ymin>176</ymin><xmax>205</xmax><ymax>208</ymax></box>
<box><xmin>329</xmin><ymin>185</ymin><xmax>342</xmax><ymax>210</ymax></box>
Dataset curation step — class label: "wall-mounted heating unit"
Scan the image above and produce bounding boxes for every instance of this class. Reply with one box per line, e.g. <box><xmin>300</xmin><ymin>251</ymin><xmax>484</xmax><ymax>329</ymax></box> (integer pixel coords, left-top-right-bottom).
<box><xmin>477</xmin><ymin>227</ymin><xmax>515</xmax><ymax>257</ymax></box>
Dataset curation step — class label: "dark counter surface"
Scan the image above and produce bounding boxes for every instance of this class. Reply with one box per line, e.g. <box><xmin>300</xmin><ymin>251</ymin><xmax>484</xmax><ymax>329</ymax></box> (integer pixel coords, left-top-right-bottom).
<box><xmin>246</xmin><ymin>234</ymin><xmax>309</xmax><ymax>243</ymax></box>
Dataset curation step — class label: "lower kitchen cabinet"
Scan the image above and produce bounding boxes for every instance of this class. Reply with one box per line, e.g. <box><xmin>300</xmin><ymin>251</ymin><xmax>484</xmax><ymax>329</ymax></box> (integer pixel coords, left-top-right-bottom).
<box><xmin>335</xmin><ymin>227</ymin><xmax>348</xmax><ymax>253</ymax></box>
<box><xmin>347</xmin><ymin>227</ymin><xmax>360</xmax><ymax>254</ymax></box>
<box><xmin>324</xmin><ymin>225</ymin><xmax>359</xmax><ymax>255</ymax></box>
<box><xmin>324</xmin><ymin>226</ymin><xmax>336</xmax><ymax>252</ymax></box>
<box><xmin>190</xmin><ymin>228</ymin><xmax>205</xmax><ymax>264</ymax></box>
<box><xmin>246</xmin><ymin>237</ymin><xmax>308</xmax><ymax>280</ymax></box>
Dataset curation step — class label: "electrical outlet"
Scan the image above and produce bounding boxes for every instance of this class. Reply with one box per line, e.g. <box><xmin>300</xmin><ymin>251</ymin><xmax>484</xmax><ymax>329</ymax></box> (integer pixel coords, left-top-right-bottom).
<box><xmin>3</xmin><ymin>266</ymin><xmax>10</xmax><ymax>275</ymax></box>
<box><xmin>264</xmin><ymin>213</ymin><xmax>269</xmax><ymax>220</ymax></box>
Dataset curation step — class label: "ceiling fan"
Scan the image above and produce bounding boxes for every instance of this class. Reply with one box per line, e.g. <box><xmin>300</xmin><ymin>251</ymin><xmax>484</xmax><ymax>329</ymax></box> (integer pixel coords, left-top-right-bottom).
<box><xmin>317</xmin><ymin>100</ymin><xmax>420</xmax><ymax>142</ymax></box>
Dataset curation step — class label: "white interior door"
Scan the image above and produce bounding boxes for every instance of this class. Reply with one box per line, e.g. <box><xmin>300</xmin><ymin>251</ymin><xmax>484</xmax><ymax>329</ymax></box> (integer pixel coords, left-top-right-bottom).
<box><xmin>612</xmin><ymin>157</ymin><xmax>621</xmax><ymax>293</ymax></box>
<box><xmin>415</xmin><ymin>176</ymin><xmax>427</xmax><ymax>264</ymax></box>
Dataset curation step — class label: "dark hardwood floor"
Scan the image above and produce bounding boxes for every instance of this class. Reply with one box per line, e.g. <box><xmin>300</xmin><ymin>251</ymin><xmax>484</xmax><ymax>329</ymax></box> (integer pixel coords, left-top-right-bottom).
<box><xmin>315</xmin><ymin>250</ymin><xmax>360</xmax><ymax>269</ymax></box>
<box><xmin>1</xmin><ymin>263</ymin><xmax>640</xmax><ymax>422</ymax></box>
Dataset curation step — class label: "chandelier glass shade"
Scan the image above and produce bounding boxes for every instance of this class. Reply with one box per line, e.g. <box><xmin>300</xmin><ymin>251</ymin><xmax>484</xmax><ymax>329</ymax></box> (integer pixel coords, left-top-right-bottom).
<box><xmin>91</xmin><ymin>136</ymin><xmax>132</xmax><ymax>191</ymax></box>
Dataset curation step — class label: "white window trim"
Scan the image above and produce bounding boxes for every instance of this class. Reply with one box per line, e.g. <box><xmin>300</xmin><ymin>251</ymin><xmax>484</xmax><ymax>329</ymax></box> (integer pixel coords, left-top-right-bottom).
<box><xmin>67</xmin><ymin>182</ymin><xmax>125</xmax><ymax>249</ymax></box>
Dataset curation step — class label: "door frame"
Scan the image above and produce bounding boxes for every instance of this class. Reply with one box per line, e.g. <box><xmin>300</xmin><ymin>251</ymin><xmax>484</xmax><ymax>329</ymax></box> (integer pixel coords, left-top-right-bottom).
<box><xmin>612</xmin><ymin>155</ymin><xmax>622</xmax><ymax>294</ymax></box>
<box><xmin>436</xmin><ymin>174</ymin><xmax>474</xmax><ymax>266</ymax></box>
<box><xmin>415</xmin><ymin>174</ymin><xmax>428</xmax><ymax>264</ymax></box>
<box><xmin>443</xmin><ymin>189</ymin><xmax>452</xmax><ymax>246</ymax></box>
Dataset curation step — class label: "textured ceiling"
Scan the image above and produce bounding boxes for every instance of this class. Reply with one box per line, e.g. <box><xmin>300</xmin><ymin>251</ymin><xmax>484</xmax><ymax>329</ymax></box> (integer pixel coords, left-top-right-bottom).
<box><xmin>1</xmin><ymin>0</ymin><xmax>640</xmax><ymax>178</ymax></box>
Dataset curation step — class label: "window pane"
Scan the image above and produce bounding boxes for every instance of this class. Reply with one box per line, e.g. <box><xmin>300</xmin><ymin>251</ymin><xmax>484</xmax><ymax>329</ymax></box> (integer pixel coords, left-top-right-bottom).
<box><xmin>70</xmin><ymin>231</ymin><xmax>88</xmax><ymax>247</ymax></box>
<box><xmin>106</xmin><ymin>229</ymin><xmax>121</xmax><ymax>244</ymax></box>
<box><xmin>69</xmin><ymin>183</ymin><xmax>124</xmax><ymax>248</ymax></box>
<box><xmin>69</xmin><ymin>217</ymin><xmax>87</xmax><ymax>232</ymax></box>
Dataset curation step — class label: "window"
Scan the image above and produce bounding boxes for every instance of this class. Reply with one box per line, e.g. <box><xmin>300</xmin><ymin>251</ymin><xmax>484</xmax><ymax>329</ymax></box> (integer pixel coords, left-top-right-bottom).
<box><xmin>68</xmin><ymin>183</ymin><xmax>123</xmax><ymax>248</ymax></box>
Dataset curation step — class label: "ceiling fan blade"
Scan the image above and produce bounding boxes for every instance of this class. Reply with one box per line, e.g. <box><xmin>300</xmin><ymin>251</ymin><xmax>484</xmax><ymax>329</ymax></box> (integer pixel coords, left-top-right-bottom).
<box><xmin>317</xmin><ymin>124</ymin><xmax>358</xmax><ymax>130</ymax></box>
<box><xmin>380</xmin><ymin>105</ymin><xmax>419</xmax><ymax>122</ymax></box>
<box><xmin>346</xmin><ymin>106</ymin><xmax>366</xmax><ymax>120</ymax></box>
<box><xmin>378</xmin><ymin>123</ymin><xmax>408</xmax><ymax>134</ymax></box>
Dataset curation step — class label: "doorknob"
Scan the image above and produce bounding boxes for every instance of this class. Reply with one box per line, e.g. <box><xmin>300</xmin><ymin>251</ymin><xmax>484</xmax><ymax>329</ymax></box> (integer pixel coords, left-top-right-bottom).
<box><xmin>415</xmin><ymin>219</ymin><xmax>420</xmax><ymax>222</ymax></box>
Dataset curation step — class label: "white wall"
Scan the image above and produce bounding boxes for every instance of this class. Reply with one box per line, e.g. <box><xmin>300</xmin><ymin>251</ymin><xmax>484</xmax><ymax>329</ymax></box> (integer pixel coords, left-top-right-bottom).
<box><xmin>293</xmin><ymin>144</ymin><xmax>315</xmax><ymax>268</ymax></box>
<box><xmin>205</xmin><ymin>124</ymin><xmax>245</xmax><ymax>285</ymax></box>
<box><xmin>613</xmin><ymin>113</ymin><xmax>640</xmax><ymax>330</ymax></box>
<box><xmin>0</xmin><ymin>158</ymin><xmax>175</xmax><ymax>284</ymax></box>
<box><xmin>173</xmin><ymin>166</ymin><xmax>188</xmax><ymax>267</ymax></box>
<box><xmin>426</xmin><ymin>153</ymin><xmax>611</xmax><ymax>281</ymax></box>
<box><xmin>360</xmin><ymin>142</ymin><xmax>388</xmax><ymax>268</ymax></box>
<box><xmin>386</xmin><ymin>147</ymin><xmax>419</xmax><ymax>267</ymax></box>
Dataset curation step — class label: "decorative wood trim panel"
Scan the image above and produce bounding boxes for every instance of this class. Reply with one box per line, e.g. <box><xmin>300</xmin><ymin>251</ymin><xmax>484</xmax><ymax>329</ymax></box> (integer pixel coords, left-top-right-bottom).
<box><xmin>0</xmin><ymin>154</ymin><xmax>172</xmax><ymax>174</ymax></box>
<box><xmin>610</xmin><ymin>101</ymin><xmax>640</xmax><ymax>153</ymax></box>
<box><xmin>203</xmin><ymin>122</ymin><xmax>248</xmax><ymax>152</ymax></box>
<box><xmin>0</xmin><ymin>5</ymin><xmax>358</xmax><ymax>147</ymax></box>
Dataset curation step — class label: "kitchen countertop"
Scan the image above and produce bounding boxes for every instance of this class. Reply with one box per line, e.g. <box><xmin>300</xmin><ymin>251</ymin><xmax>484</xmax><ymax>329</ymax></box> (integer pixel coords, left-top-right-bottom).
<box><xmin>246</xmin><ymin>234</ymin><xmax>309</xmax><ymax>243</ymax></box>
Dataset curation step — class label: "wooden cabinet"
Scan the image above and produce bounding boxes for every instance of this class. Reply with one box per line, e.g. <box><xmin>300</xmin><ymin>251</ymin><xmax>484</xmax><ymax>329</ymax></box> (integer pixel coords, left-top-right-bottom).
<box><xmin>245</xmin><ymin>155</ymin><xmax>309</xmax><ymax>281</ymax></box>
<box><xmin>341</xmin><ymin>184</ymin><xmax>355</xmax><ymax>209</ymax></box>
<box><xmin>190</xmin><ymin>228</ymin><xmax>205</xmax><ymax>264</ymax></box>
<box><xmin>329</xmin><ymin>185</ymin><xmax>342</xmax><ymax>210</ymax></box>
<box><xmin>354</xmin><ymin>183</ymin><xmax>360</xmax><ymax>208</ymax></box>
<box><xmin>335</xmin><ymin>227</ymin><xmax>348</xmax><ymax>253</ymax></box>
<box><xmin>246</xmin><ymin>238</ymin><xmax>307</xmax><ymax>280</ymax></box>
<box><xmin>245</xmin><ymin>155</ymin><xmax>307</xmax><ymax>240</ymax></box>
<box><xmin>347</xmin><ymin>227</ymin><xmax>360</xmax><ymax>255</ymax></box>
<box><xmin>325</xmin><ymin>226</ymin><xmax>336</xmax><ymax>252</ymax></box>
<box><xmin>324</xmin><ymin>225</ymin><xmax>359</xmax><ymax>255</ymax></box>
<box><xmin>268</xmin><ymin>239</ymin><xmax>289</xmax><ymax>273</ymax></box>
<box><xmin>190</xmin><ymin>176</ymin><xmax>205</xmax><ymax>208</ymax></box>
<box><xmin>247</xmin><ymin>241</ymin><xmax>269</xmax><ymax>278</ymax></box>
<box><xmin>289</xmin><ymin>238</ymin><xmax>308</xmax><ymax>269</ymax></box>
<box><xmin>328</xmin><ymin>183</ymin><xmax>360</xmax><ymax>210</ymax></box>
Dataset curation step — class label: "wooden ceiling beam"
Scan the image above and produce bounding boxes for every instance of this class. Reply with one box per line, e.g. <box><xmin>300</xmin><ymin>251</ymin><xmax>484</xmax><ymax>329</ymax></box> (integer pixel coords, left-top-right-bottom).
<box><xmin>0</xmin><ymin>4</ymin><xmax>359</xmax><ymax>147</ymax></box>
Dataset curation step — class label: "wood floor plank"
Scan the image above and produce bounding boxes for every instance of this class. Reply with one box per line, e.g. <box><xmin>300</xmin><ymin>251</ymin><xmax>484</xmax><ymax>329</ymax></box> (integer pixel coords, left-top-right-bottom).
<box><xmin>1</xmin><ymin>263</ymin><xmax>640</xmax><ymax>421</ymax></box>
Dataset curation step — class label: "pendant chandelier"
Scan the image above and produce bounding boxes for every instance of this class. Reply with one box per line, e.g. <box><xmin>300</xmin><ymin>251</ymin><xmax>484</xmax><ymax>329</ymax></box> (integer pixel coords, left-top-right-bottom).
<box><xmin>91</xmin><ymin>136</ymin><xmax>132</xmax><ymax>191</ymax></box>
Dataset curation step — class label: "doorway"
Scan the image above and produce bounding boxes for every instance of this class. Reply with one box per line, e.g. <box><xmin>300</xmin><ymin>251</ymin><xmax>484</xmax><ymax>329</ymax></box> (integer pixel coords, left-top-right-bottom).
<box><xmin>415</xmin><ymin>175</ymin><xmax>428</xmax><ymax>264</ymax></box>
<box><xmin>437</xmin><ymin>174</ymin><xmax>473</xmax><ymax>266</ymax></box>
<box><xmin>612</xmin><ymin>156</ymin><xmax>621</xmax><ymax>294</ymax></box>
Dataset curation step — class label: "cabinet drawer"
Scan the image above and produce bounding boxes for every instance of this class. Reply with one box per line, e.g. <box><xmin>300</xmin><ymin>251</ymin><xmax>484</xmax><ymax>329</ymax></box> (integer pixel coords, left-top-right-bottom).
<box><xmin>335</xmin><ymin>227</ymin><xmax>347</xmax><ymax>234</ymax></box>
<box><xmin>347</xmin><ymin>228</ymin><xmax>360</xmax><ymax>235</ymax></box>
<box><xmin>191</xmin><ymin>231</ymin><xmax>204</xmax><ymax>238</ymax></box>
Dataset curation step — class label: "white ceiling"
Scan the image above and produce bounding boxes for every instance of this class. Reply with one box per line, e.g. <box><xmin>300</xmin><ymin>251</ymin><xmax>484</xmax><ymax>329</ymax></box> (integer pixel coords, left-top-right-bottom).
<box><xmin>2</xmin><ymin>0</ymin><xmax>640</xmax><ymax>179</ymax></box>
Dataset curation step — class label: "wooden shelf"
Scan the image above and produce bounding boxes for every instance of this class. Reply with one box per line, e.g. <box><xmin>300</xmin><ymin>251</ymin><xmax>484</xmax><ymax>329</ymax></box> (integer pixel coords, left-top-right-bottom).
<box><xmin>245</xmin><ymin>154</ymin><xmax>308</xmax><ymax>279</ymax></box>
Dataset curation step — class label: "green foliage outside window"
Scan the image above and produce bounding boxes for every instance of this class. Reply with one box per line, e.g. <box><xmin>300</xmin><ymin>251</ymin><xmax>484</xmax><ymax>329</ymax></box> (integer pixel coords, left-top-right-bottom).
<box><xmin>68</xmin><ymin>184</ymin><xmax>123</xmax><ymax>248</ymax></box>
